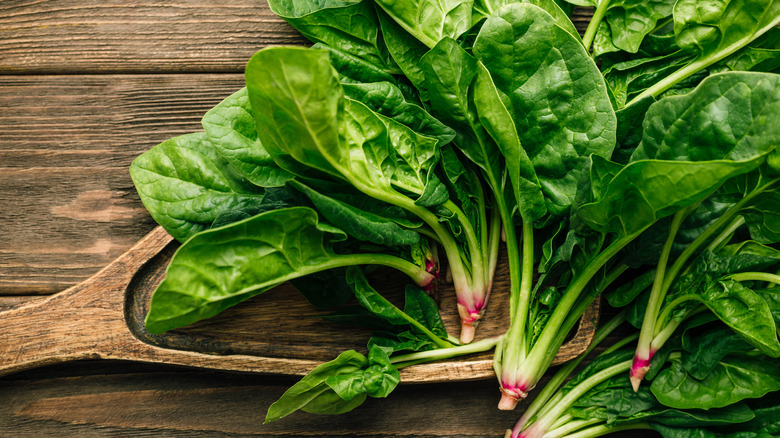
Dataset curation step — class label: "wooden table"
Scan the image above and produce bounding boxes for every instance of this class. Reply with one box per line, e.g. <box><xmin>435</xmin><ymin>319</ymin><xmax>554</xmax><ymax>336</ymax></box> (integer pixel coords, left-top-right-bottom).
<box><xmin>0</xmin><ymin>2</ymin><xmax>644</xmax><ymax>436</ymax></box>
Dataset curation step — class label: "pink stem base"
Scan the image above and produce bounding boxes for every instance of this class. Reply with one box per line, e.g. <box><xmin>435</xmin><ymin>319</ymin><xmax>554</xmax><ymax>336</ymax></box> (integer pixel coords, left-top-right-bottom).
<box><xmin>630</xmin><ymin>353</ymin><xmax>654</xmax><ymax>392</ymax></box>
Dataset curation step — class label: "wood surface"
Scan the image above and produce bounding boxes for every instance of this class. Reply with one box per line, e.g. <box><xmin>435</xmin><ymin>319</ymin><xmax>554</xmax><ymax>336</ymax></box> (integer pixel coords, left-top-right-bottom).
<box><xmin>0</xmin><ymin>1</ymin><xmax>648</xmax><ymax>436</ymax></box>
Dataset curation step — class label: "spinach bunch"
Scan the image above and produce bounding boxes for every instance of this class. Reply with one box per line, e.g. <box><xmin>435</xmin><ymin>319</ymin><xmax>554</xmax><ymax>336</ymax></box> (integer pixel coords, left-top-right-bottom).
<box><xmin>129</xmin><ymin>0</ymin><xmax>780</xmax><ymax>423</ymax></box>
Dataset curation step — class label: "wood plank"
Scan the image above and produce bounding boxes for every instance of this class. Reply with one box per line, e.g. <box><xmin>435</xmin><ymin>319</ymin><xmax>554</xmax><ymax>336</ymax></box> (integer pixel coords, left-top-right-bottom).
<box><xmin>0</xmin><ymin>1</ymin><xmax>592</xmax><ymax>75</ymax></box>
<box><xmin>0</xmin><ymin>74</ymin><xmax>243</xmax><ymax>294</ymax></box>
<box><xmin>0</xmin><ymin>0</ymin><xmax>307</xmax><ymax>74</ymax></box>
<box><xmin>0</xmin><ymin>361</ymin><xmax>524</xmax><ymax>437</ymax></box>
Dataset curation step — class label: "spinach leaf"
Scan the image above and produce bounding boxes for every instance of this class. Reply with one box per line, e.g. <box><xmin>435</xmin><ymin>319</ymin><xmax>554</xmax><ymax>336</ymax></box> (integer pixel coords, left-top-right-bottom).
<box><xmin>313</xmin><ymin>43</ymin><xmax>398</xmax><ymax>85</ymax></box>
<box><xmin>628</xmin><ymin>0</ymin><xmax>780</xmax><ymax>104</ymax></box>
<box><xmin>632</xmin><ymin>72</ymin><xmax>780</xmax><ymax>162</ymax></box>
<box><xmin>376</xmin><ymin>9</ymin><xmax>431</xmax><ymax>101</ymax></box>
<box><xmin>246</xmin><ymin>47</ymin><xmax>445</xmax><ymax>204</ymax></box>
<box><xmin>473</xmin><ymin>3</ymin><xmax>617</xmax><ymax>216</ymax></box>
<box><xmin>577</xmin><ymin>158</ymin><xmax>761</xmax><ymax>236</ymax></box>
<box><xmin>326</xmin><ymin>345</ymin><xmax>400</xmax><ymax>400</ymax></box>
<box><xmin>144</xmin><ymin>207</ymin><xmax>434</xmax><ymax>333</ymax></box>
<box><xmin>681</xmin><ymin>323</ymin><xmax>755</xmax><ymax>380</ymax></box>
<box><xmin>264</xmin><ymin>349</ymin><xmax>370</xmax><ymax>423</ymax></box>
<box><xmin>346</xmin><ymin>267</ymin><xmax>452</xmax><ymax>349</ymax></box>
<box><xmin>374</xmin><ymin>0</ymin><xmax>474</xmax><ymax>48</ymax></box>
<box><xmin>651</xmin><ymin>355</ymin><xmax>780</xmax><ymax>409</ymax></box>
<box><xmin>201</xmin><ymin>88</ymin><xmax>293</xmax><ymax>187</ymax></box>
<box><xmin>341</xmin><ymin>81</ymin><xmax>455</xmax><ymax>145</ymax></box>
<box><xmin>265</xmin><ymin>347</ymin><xmax>401</xmax><ymax>423</ymax></box>
<box><xmin>130</xmin><ymin>132</ymin><xmax>265</xmax><ymax>242</ymax></box>
<box><xmin>267</xmin><ymin>0</ymin><xmax>397</xmax><ymax>73</ymax></box>
<box><xmin>700</xmin><ymin>279</ymin><xmax>780</xmax><ymax>357</ymax></box>
<box><xmin>289</xmin><ymin>180</ymin><xmax>421</xmax><ymax>246</ymax></box>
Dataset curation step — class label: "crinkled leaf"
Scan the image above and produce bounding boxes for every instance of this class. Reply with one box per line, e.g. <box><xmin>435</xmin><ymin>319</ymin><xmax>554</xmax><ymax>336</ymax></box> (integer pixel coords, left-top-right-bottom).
<box><xmin>651</xmin><ymin>355</ymin><xmax>780</xmax><ymax>409</ymax></box>
<box><xmin>674</xmin><ymin>0</ymin><xmax>780</xmax><ymax>60</ymax></box>
<box><xmin>578</xmin><ymin>159</ymin><xmax>762</xmax><ymax>236</ymax></box>
<box><xmin>326</xmin><ymin>345</ymin><xmax>400</xmax><ymax>399</ymax></box>
<box><xmin>602</xmin><ymin>0</ymin><xmax>676</xmax><ymax>53</ymax></box>
<box><xmin>201</xmin><ymin>88</ymin><xmax>294</xmax><ymax>187</ymax></box>
<box><xmin>313</xmin><ymin>43</ymin><xmax>397</xmax><ymax>84</ymax></box>
<box><xmin>681</xmin><ymin>323</ymin><xmax>755</xmax><ymax>380</ymax></box>
<box><xmin>346</xmin><ymin>267</ymin><xmax>408</xmax><ymax>325</ymax></box>
<box><xmin>700</xmin><ymin>279</ymin><xmax>780</xmax><ymax>357</ymax></box>
<box><xmin>374</xmin><ymin>0</ymin><xmax>473</xmax><ymax>48</ymax></box>
<box><xmin>403</xmin><ymin>286</ymin><xmax>447</xmax><ymax>338</ymax></box>
<box><xmin>342</xmin><ymin>81</ymin><xmax>455</xmax><ymax>145</ymax></box>
<box><xmin>420</xmin><ymin>38</ymin><xmax>519</xmax><ymax>211</ymax></box>
<box><xmin>632</xmin><ymin>72</ymin><xmax>780</xmax><ymax>163</ymax></box>
<box><xmin>289</xmin><ymin>180</ymin><xmax>420</xmax><ymax>246</ymax></box>
<box><xmin>473</xmin><ymin>3</ymin><xmax>617</xmax><ymax>216</ymax></box>
<box><xmin>376</xmin><ymin>9</ymin><xmax>430</xmax><ymax>100</ymax></box>
<box><xmin>264</xmin><ymin>349</ymin><xmax>368</xmax><ymax>423</ymax></box>
<box><xmin>130</xmin><ymin>132</ymin><xmax>265</xmax><ymax>242</ymax></box>
<box><xmin>268</xmin><ymin>0</ymin><xmax>396</xmax><ymax>72</ymax></box>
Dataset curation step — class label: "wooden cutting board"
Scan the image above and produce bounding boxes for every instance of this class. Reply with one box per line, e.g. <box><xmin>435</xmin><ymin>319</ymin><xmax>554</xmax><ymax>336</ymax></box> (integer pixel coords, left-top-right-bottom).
<box><xmin>0</xmin><ymin>225</ymin><xmax>599</xmax><ymax>381</ymax></box>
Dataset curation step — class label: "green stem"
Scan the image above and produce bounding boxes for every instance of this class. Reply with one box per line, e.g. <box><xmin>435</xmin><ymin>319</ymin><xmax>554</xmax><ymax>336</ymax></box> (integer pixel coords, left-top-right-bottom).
<box><xmin>660</xmin><ymin>180</ymin><xmax>778</xmax><ymax>305</ymax></box>
<box><xmin>386</xmin><ymin>192</ymin><xmax>473</xmax><ymax>291</ymax></box>
<box><xmin>390</xmin><ymin>335</ymin><xmax>501</xmax><ymax>366</ymax></box>
<box><xmin>519</xmin><ymin>220</ymin><xmax>535</xmax><ymax>356</ymax></box>
<box><xmin>512</xmin><ymin>311</ymin><xmax>629</xmax><ymax>433</ymax></box>
<box><xmin>651</xmin><ymin>305</ymin><xmax>706</xmax><ymax>352</ymax></box>
<box><xmin>651</xmin><ymin>16</ymin><xmax>673</xmax><ymax>34</ymax></box>
<box><xmin>635</xmin><ymin>208</ymin><xmax>690</xmax><ymax>361</ymax></box>
<box><xmin>582</xmin><ymin>0</ymin><xmax>611</xmax><ymax>51</ymax></box>
<box><xmin>562</xmin><ymin>422</ymin><xmax>654</xmax><ymax>438</ymax></box>
<box><xmin>444</xmin><ymin>198</ymin><xmax>485</xmax><ymax>287</ymax></box>
<box><xmin>522</xmin><ymin>360</ymin><xmax>633</xmax><ymax>438</ymax></box>
<box><xmin>516</xmin><ymin>231</ymin><xmax>642</xmax><ymax>388</ymax></box>
<box><xmin>544</xmin><ymin>417</ymin><xmax>604</xmax><ymax>438</ymax></box>
<box><xmin>626</xmin><ymin>15</ymin><xmax>780</xmax><ymax>106</ymax></box>
<box><xmin>344</xmin><ymin>253</ymin><xmax>435</xmax><ymax>286</ymax></box>
<box><xmin>414</xmin><ymin>226</ymin><xmax>442</xmax><ymax>244</ymax></box>
<box><xmin>729</xmin><ymin>272</ymin><xmax>780</xmax><ymax>284</ymax></box>
<box><xmin>654</xmin><ymin>295</ymin><xmax>702</xmax><ymax>336</ymax></box>
<box><xmin>487</xmin><ymin>208</ymin><xmax>502</xmax><ymax>292</ymax></box>
<box><xmin>705</xmin><ymin>216</ymin><xmax>745</xmax><ymax>252</ymax></box>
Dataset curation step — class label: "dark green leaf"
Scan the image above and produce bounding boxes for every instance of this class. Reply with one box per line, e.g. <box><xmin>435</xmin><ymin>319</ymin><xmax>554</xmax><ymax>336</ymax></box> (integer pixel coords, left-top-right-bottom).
<box><xmin>130</xmin><ymin>132</ymin><xmax>265</xmax><ymax>242</ymax></box>
<box><xmin>651</xmin><ymin>355</ymin><xmax>780</xmax><ymax>409</ymax></box>
<box><xmin>342</xmin><ymin>81</ymin><xmax>455</xmax><ymax>145</ymax></box>
<box><xmin>289</xmin><ymin>180</ymin><xmax>421</xmax><ymax>246</ymax></box>
<box><xmin>346</xmin><ymin>267</ymin><xmax>408</xmax><ymax>325</ymax></box>
<box><xmin>201</xmin><ymin>88</ymin><xmax>293</xmax><ymax>187</ymax></box>
<box><xmin>403</xmin><ymin>286</ymin><xmax>447</xmax><ymax>337</ymax></box>
<box><xmin>374</xmin><ymin>0</ymin><xmax>473</xmax><ymax>48</ymax></box>
<box><xmin>681</xmin><ymin>323</ymin><xmax>755</xmax><ymax>379</ymax></box>
<box><xmin>268</xmin><ymin>0</ymin><xmax>396</xmax><ymax>72</ymax></box>
<box><xmin>473</xmin><ymin>3</ymin><xmax>617</xmax><ymax>216</ymax></box>
<box><xmin>264</xmin><ymin>349</ymin><xmax>368</xmax><ymax>423</ymax></box>
<box><xmin>632</xmin><ymin>73</ymin><xmax>780</xmax><ymax>163</ymax></box>
<box><xmin>289</xmin><ymin>268</ymin><xmax>354</xmax><ymax>310</ymax></box>
<box><xmin>144</xmin><ymin>207</ymin><xmax>348</xmax><ymax>333</ymax></box>
<box><xmin>326</xmin><ymin>345</ymin><xmax>400</xmax><ymax>399</ymax></box>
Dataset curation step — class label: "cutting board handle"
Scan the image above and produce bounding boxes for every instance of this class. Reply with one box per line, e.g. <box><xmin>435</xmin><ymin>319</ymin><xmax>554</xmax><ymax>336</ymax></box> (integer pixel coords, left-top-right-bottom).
<box><xmin>0</xmin><ymin>227</ymin><xmax>173</xmax><ymax>376</ymax></box>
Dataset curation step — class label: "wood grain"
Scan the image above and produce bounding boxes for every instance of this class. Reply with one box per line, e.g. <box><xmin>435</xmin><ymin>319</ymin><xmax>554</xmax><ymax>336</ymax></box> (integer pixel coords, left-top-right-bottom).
<box><xmin>0</xmin><ymin>74</ymin><xmax>244</xmax><ymax>294</ymax></box>
<box><xmin>0</xmin><ymin>1</ymin><xmax>592</xmax><ymax>75</ymax></box>
<box><xmin>0</xmin><ymin>0</ymin><xmax>307</xmax><ymax>74</ymax></box>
